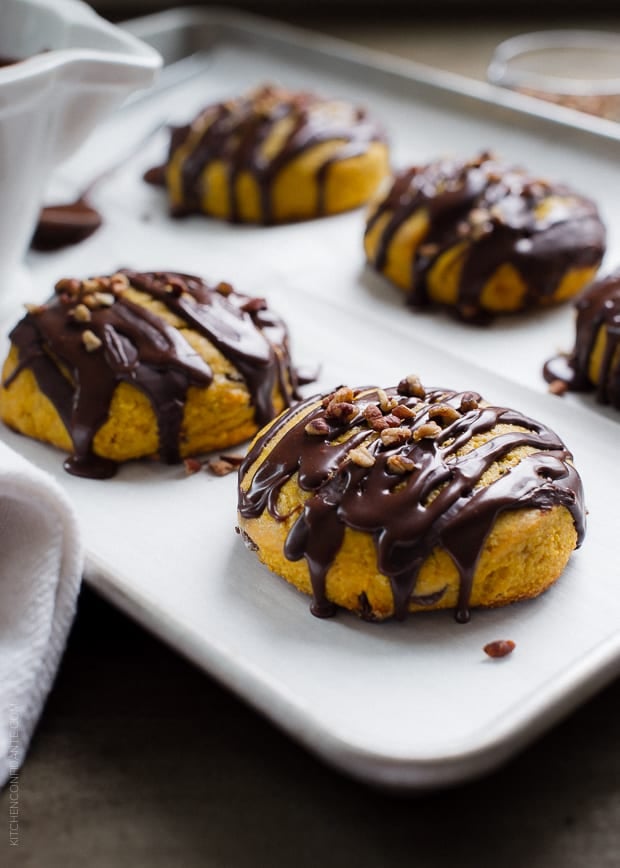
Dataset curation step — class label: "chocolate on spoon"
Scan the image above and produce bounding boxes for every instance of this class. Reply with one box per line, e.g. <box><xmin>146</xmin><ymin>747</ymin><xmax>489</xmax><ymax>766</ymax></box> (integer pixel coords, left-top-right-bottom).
<box><xmin>31</xmin><ymin>121</ymin><xmax>165</xmax><ymax>253</ymax></box>
<box><xmin>31</xmin><ymin>197</ymin><xmax>103</xmax><ymax>251</ymax></box>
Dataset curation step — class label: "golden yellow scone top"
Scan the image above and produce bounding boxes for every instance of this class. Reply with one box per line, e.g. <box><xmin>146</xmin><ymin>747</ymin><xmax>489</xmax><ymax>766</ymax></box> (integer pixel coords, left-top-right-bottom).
<box><xmin>237</xmin><ymin>378</ymin><xmax>586</xmax><ymax>621</ymax></box>
<box><xmin>544</xmin><ymin>269</ymin><xmax>620</xmax><ymax>409</ymax></box>
<box><xmin>154</xmin><ymin>84</ymin><xmax>390</xmax><ymax>224</ymax></box>
<box><xmin>0</xmin><ymin>270</ymin><xmax>299</xmax><ymax>478</ymax></box>
<box><xmin>364</xmin><ymin>151</ymin><xmax>606</xmax><ymax>322</ymax></box>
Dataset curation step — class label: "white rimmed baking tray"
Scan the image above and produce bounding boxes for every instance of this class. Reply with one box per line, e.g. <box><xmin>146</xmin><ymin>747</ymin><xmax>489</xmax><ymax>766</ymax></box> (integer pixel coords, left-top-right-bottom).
<box><xmin>3</xmin><ymin>7</ymin><xmax>620</xmax><ymax>789</ymax></box>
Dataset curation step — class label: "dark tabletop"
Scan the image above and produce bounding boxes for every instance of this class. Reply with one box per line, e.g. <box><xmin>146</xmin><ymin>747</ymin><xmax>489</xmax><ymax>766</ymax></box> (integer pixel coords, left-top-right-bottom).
<box><xmin>3</xmin><ymin>584</ymin><xmax>620</xmax><ymax>867</ymax></box>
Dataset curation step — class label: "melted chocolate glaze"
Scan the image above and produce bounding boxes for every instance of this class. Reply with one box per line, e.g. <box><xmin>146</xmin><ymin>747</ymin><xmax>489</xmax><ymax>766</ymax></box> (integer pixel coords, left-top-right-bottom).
<box><xmin>31</xmin><ymin>198</ymin><xmax>102</xmax><ymax>251</ymax></box>
<box><xmin>4</xmin><ymin>271</ymin><xmax>299</xmax><ymax>478</ymax></box>
<box><xmin>238</xmin><ymin>383</ymin><xmax>585</xmax><ymax>621</ymax></box>
<box><xmin>365</xmin><ymin>153</ymin><xmax>606</xmax><ymax>322</ymax></box>
<box><xmin>153</xmin><ymin>85</ymin><xmax>385</xmax><ymax>224</ymax></box>
<box><xmin>544</xmin><ymin>269</ymin><xmax>620</xmax><ymax>408</ymax></box>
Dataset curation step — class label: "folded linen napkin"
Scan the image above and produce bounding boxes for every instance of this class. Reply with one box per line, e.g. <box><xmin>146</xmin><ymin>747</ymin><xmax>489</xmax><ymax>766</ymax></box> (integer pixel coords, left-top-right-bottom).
<box><xmin>0</xmin><ymin>439</ymin><xmax>82</xmax><ymax>787</ymax></box>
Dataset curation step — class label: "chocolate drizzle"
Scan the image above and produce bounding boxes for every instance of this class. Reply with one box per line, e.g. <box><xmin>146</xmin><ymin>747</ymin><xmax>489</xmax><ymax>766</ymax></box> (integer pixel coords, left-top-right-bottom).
<box><xmin>365</xmin><ymin>152</ymin><xmax>605</xmax><ymax>322</ymax></box>
<box><xmin>4</xmin><ymin>271</ymin><xmax>299</xmax><ymax>478</ymax></box>
<box><xmin>544</xmin><ymin>269</ymin><xmax>620</xmax><ymax>408</ymax></box>
<box><xmin>153</xmin><ymin>85</ymin><xmax>385</xmax><ymax>224</ymax></box>
<box><xmin>238</xmin><ymin>382</ymin><xmax>585</xmax><ymax>621</ymax></box>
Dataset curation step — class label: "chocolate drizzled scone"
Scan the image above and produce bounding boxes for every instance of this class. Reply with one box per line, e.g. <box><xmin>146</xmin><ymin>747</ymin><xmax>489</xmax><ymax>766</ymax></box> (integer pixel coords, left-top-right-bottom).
<box><xmin>544</xmin><ymin>269</ymin><xmax>620</xmax><ymax>408</ymax></box>
<box><xmin>149</xmin><ymin>84</ymin><xmax>389</xmax><ymax>224</ymax></box>
<box><xmin>1</xmin><ymin>270</ymin><xmax>299</xmax><ymax>478</ymax></box>
<box><xmin>364</xmin><ymin>152</ymin><xmax>605</xmax><ymax>322</ymax></box>
<box><xmin>238</xmin><ymin>377</ymin><xmax>585</xmax><ymax>621</ymax></box>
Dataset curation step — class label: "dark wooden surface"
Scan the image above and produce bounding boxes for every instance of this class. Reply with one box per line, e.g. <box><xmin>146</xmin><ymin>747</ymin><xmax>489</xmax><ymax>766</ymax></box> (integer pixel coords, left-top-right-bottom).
<box><xmin>3</xmin><ymin>585</ymin><xmax>620</xmax><ymax>867</ymax></box>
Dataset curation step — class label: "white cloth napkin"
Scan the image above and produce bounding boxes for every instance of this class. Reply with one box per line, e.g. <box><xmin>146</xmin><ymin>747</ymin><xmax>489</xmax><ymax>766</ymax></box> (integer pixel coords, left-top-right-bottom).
<box><xmin>0</xmin><ymin>440</ymin><xmax>82</xmax><ymax>787</ymax></box>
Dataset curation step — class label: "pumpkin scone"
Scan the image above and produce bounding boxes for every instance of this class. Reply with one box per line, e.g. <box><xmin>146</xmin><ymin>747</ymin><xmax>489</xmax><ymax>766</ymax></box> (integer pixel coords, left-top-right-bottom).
<box><xmin>1</xmin><ymin>270</ymin><xmax>299</xmax><ymax>478</ymax></box>
<box><xmin>364</xmin><ymin>151</ymin><xmax>606</xmax><ymax>322</ymax></box>
<box><xmin>148</xmin><ymin>84</ymin><xmax>390</xmax><ymax>224</ymax></box>
<box><xmin>544</xmin><ymin>269</ymin><xmax>620</xmax><ymax>409</ymax></box>
<box><xmin>237</xmin><ymin>377</ymin><xmax>585</xmax><ymax>621</ymax></box>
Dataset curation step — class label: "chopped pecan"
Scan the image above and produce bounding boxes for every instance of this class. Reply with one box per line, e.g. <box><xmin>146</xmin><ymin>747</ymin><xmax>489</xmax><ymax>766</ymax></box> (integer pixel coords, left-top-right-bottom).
<box><xmin>23</xmin><ymin>303</ymin><xmax>47</xmax><ymax>316</ymax></box>
<box><xmin>363</xmin><ymin>404</ymin><xmax>383</xmax><ymax>425</ymax></box>
<box><xmin>110</xmin><ymin>272</ymin><xmax>130</xmax><ymax>289</ymax></box>
<box><xmin>219</xmin><ymin>454</ymin><xmax>243</xmax><ymax>467</ymax></box>
<box><xmin>166</xmin><ymin>276</ymin><xmax>187</xmax><ymax>296</ymax></box>
<box><xmin>364</xmin><ymin>403</ymin><xmax>394</xmax><ymax>431</ymax></box>
<box><xmin>469</xmin><ymin>207</ymin><xmax>490</xmax><ymax>226</ymax></box>
<box><xmin>323</xmin><ymin>386</ymin><xmax>355</xmax><ymax>407</ymax></box>
<box><xmin>82</xmin><ymin>278</ymin><xmax>104</xmax><ymax>293</ymax></box>
<box><xmin>523</xmin><ymin>181</ymin><xmax>548</xmax><ymax>199</ymax></box>
<box><xmin>54</xmin><ymin>277</ymin><xmax>81</xmax><ymax>296</ymax></box>
<box><xmin>183</xmin><ymin>457</ymin><xmax>203</xmax><ymax>475</ymax></box>
<box><xmin>93</xmin><ymin>291</ymin><xmax>115</xmax><ymax>307</ymax></box>
<box><xmin>70</xmin><ymin>303</ymin><xmax>92</xmax><ymax>323</ymax></box>
<box><xmin>368</xmin><ymin>415</ymin><xmax>391</xmax><ymax>433</ymax></box>
<box><xmin>483</xmin><ymin>639</ymin><xmax>516</xmax><ymax>659</ymax></box>
<box><xmin>428</xmin><ymin>403</ymin><xmax>460</xmax><ymax>426</ymax></box>
<box><xmin>382</xmin><ymin>414</ymin><xmax>403</xmax><ymax>428</ymax></box>
<box><xmin>305</xmin><ymin>417</ymin><xmax>330</xmax><ymax>436</ymax></box>
<box><xmin>490</xmin><ymin>204</ymin><xmax>505</xmax><ymax>224</ymax></box>
<box><xmin>397</xmin><ymin>374</ymin><xmax>425</xmax><ymax>399</ymax></box>
<box><xmin>386</xmin><ymin>454</ymin><xmax>417</xmax><ymax>475</ymax></box>
<box><xmin>380</xmin><ymin>426</ymin><xmax>412</xmax><ymax>447</ymax></box>
<box><xmin>459</xmin><ymin>393</ymin><xmax>479</xmax><ymax>413</ymax></box>
<box><xmin>207</xmin><ymin>458</ymin><xmax>237</xmax><ymax>476</ymax></box>
<box><xmin>392</xmin><ymin>404</ymin><xmax>416</xmax><ymax>420</ymax></box>
<box><xmin>82</xmin><ymin>329</ymin><xmax>102</xmax><ymax>352</ymax></box>
<box><xmin>413</xmin><ymin>421</ymin><xmax>442</xmax><ymax>441</ymax></box>
<box><xmin>377</xmin><ymin>389</ymin><xmax>398</xmax><ymax>413</ymax></box>
<box><xmin>548</xmin><ymin>379</ymin><xmax>568</xmax><ymax>396</ymax></box>
<box><xmin>470</xmin><ymin>221</ymin><xmax>492</xmax><ymax>241</ymax></box>
<box><xmin>349</xmin><ymin>445</ymin><xmax>375</xmax><ymax>468</ymax></box>
<box><xmin>324</xmin><ymin>401</ymin><xmax>357</xmax><ymax>423</ymax></box>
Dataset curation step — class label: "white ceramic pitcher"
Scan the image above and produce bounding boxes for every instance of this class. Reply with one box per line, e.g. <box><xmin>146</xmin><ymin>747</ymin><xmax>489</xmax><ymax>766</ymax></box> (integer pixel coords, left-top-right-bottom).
<box><xmin>0</xmin><ymin>0</ymin><xmax>161</xmax><ymax>310</ymax></box>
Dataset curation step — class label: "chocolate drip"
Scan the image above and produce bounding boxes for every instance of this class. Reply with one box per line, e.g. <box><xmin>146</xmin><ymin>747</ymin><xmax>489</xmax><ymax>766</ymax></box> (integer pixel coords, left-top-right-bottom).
<box><xmin>155</xmin><ymin>86</ymin><xmax>385</xmax><ymax>224</ymax></box>
<box><xmin>143</xmin><ymin>165</ymin><xmax>166</xmax><ymax>186</ymax></box>
<box><xmin>544</xmin><ymin>269</ymin><xmax>620</xmax><ymax>408</ymax></box>
<box><xmin>4</xmin><ymin>271</ymin><xmax>299</xmax><ymax>478</ymax></box>
<box><xmin>238</xmin><ymin>385</ymin><xmax>585</xmax><ymax>621</ymax></box>
<box><xmin>366</xmin><ymin>153</ymin><xmax>605</xmax><ymax>322</ymax></box>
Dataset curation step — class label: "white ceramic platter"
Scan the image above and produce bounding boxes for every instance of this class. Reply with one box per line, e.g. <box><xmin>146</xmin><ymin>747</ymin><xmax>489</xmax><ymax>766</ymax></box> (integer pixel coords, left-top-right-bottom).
<box><xmin>1</xmin><ymin>9</ymin><xmax>619</xmax><ymax>788</ymax></box>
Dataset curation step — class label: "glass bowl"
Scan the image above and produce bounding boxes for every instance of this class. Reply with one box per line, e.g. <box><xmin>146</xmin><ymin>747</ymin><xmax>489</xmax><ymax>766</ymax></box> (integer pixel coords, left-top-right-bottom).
<box><xmin>487</xmin><ymin>30</ymin><xmax>620</xmax><ymax>122</ymax></box>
